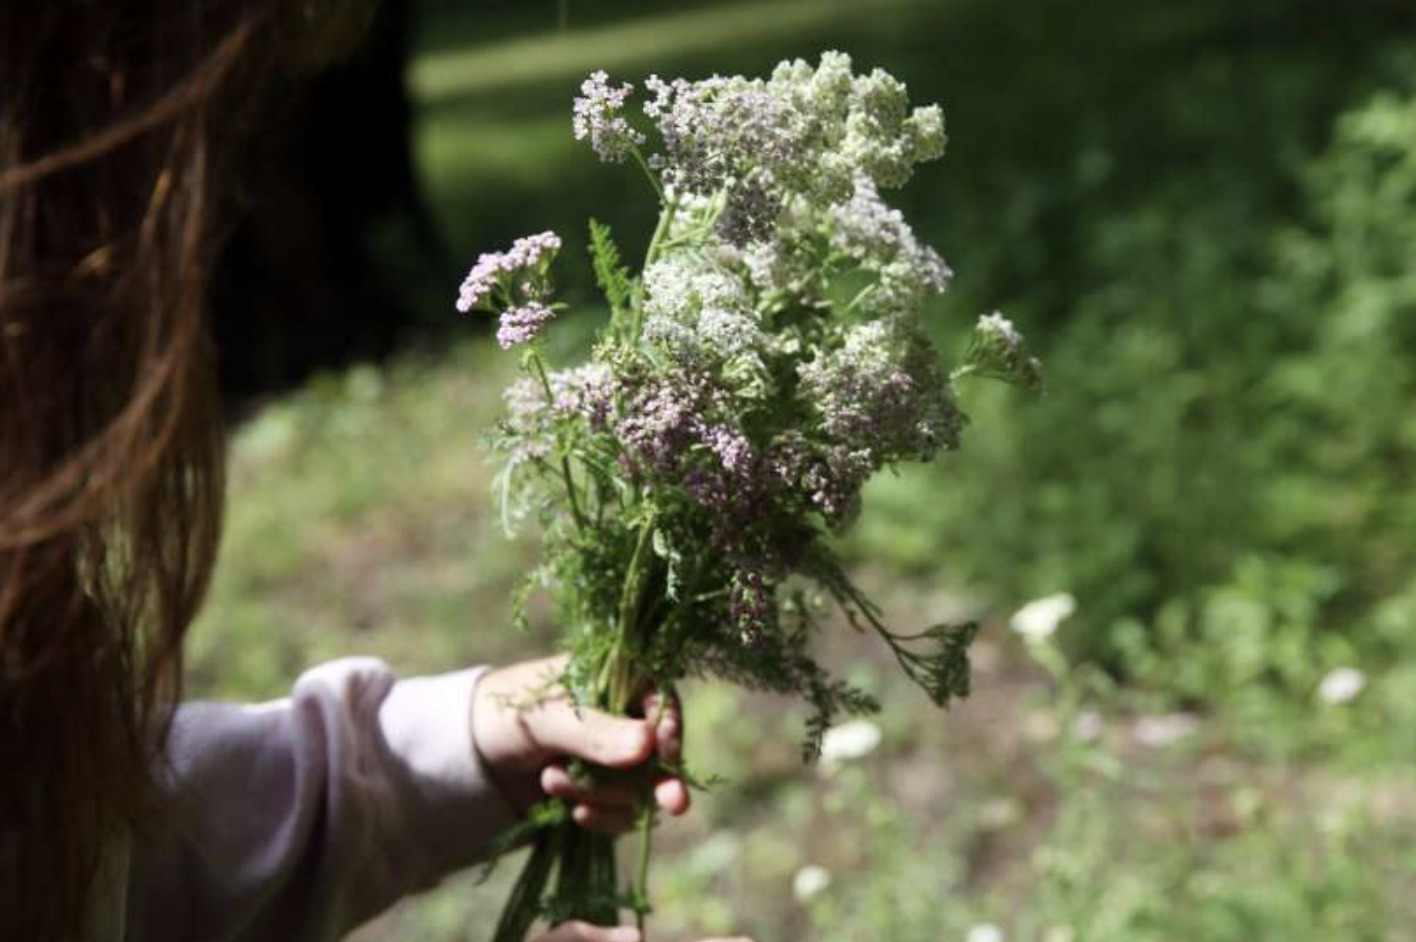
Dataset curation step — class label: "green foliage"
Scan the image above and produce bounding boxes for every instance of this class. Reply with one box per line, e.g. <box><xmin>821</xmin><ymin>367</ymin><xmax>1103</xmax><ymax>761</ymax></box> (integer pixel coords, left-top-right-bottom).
<box><xmin>857</xmin><ymin>44</ymin><xmax>1416</xmax><ymax>728</ymax></box>
<box><xmin>809</xmin><ymin>549</ymin><xmax>978</xmax><ymax>711</ymax></box>
<box><xmin>587</xmin><ymin>217</ymin><xmax>633</xmax><ymax>319</ymax></box>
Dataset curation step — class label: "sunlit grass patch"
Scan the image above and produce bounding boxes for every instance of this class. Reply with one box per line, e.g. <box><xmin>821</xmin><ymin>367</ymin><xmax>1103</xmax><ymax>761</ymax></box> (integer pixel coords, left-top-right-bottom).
<box><xmin>410</xmin><ymin>0</ymin><xmax>936</xmax><ymax>102</ymax></box>
<box><xmin>190</xmin><ymin>343</ymin><xmax>544</xmax><ymax>700</ymax></box>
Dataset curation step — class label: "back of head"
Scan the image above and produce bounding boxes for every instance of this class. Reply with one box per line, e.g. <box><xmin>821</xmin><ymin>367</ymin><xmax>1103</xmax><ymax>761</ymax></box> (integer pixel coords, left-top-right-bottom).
<box><xmin>0</xmin><ymin>2</ymin><xmax>374</xmax><ymax>938</ymax></box>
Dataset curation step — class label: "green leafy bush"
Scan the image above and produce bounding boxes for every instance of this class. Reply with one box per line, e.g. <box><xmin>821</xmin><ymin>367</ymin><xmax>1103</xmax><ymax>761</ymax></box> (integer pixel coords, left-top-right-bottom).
<box><xmin>857</xmin><ymin>47</ymin><xmax>1416</xmax><ymax>719</ymax></box>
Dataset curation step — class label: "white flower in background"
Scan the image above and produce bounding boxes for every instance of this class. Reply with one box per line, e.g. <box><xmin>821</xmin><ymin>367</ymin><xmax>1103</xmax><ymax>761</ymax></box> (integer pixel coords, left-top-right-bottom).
<box><xmin>1010</xmin><ymin>592</ymin><xmax>1076</xmax><ymax>642</ymax></box>
<box><xmin>966</xmin><ymin>923</ymin><xmax>1006</xmax><ymax>942</ymax></box>
<box><xmin>1318</xmin><ymin>667</ymin><xmax>1366</xmax><ymax>705</ymax></box>
<box><xmin>819</xmin><ymin>718</ymin><xmax>882</xmax><ymax>767</ymax></box>
<box><xmin>1071</xmin><ymin>710</ymin><xmax>1104</xmax><ymax>743</ymax></box>
<box><xmin>1132</xmin><ymin>712</ymin><xmax>1200</xmax><ymax>748</ymax></box>
<box><xmin>687</xmin><ymin>831</ymin><xmax>741</xmax><ymax>876</ymax></box>
<box><xmin>792</xmin><ymin>864</ymin><xmax>832</xmax><ymax>902</ymax></box>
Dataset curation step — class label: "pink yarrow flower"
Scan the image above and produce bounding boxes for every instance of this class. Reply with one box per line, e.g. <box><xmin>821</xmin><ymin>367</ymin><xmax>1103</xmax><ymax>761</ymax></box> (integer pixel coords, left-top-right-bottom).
<box><xmin>497</xmin><ymin>302</ymin><xmax>555</xmax><ymax>349</ymax></box>
<box><xmin>573</xmin><ymin>71</ymin><xmax>645</xmax><ymax>163</ymax></box>
<box><xmin>455</xmin><ymin>231</ymin><xmax>562</xmax><ymax>313</ymax></box>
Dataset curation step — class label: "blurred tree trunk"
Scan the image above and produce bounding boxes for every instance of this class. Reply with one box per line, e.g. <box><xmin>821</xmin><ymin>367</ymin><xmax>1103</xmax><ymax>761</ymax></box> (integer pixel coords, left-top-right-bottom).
<box><xmin>211</xmin><ymin>0</ymin><xmax>454</xmax><ymax>403</ymax></box>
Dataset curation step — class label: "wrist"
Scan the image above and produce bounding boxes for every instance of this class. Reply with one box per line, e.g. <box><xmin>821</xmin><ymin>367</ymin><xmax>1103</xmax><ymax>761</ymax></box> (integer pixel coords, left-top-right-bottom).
<box><xmin>470</xmin><ymin>663</ymin><xmax>541</xmax><ymax>812</ymax></box>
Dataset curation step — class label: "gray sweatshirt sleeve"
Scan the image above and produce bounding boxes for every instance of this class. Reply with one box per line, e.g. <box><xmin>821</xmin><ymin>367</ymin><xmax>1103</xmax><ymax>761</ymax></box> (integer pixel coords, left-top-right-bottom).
<box><xmin>125</xmin><ymin>658</ymin><xmax>520</xmax><ymax>942</ymax></box>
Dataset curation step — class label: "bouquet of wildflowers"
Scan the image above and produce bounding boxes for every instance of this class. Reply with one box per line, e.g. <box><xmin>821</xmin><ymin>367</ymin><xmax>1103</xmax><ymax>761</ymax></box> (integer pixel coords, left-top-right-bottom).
<box><xmin>458</xmin><ymin>52</ymin><xmax>1041</xmax><ymax>941</ymax></box>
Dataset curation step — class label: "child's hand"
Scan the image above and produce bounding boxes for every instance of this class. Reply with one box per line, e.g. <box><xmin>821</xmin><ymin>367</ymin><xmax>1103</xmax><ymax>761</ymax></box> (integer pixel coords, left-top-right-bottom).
<box><xmin>531</xmin><ymin>925</ymin><xmax>752</xmax><ymax>942</ymax></box>
<box><xmin>472</xmin><ymin>655</ymin><xmax>690</xmax><ymax>831</ymax></box>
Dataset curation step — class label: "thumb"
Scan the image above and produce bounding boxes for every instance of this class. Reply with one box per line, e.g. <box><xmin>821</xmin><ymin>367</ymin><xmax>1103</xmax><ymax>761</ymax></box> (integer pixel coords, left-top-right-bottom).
<box><xmin>536</xmin><ymin>921</ymin><xmax>641</xmax><ymax>942</ymax></box>
<box><xmin>528</xmin><ymin>703</ymin><xmax>655</xmax><ymax>768</ymax></box>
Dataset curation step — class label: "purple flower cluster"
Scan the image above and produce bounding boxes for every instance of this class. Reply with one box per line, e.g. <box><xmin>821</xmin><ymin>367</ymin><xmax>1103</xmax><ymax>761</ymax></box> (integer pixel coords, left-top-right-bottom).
<box><xmin>729</xmin><ymin>568</ymin><xmax>776</xmax><ymax>641</ymax></box>
<box><xmin>501</xmin><ymin>364</ymin><xmax>615</xmax><ymax>464</ymax></box>
<box><xmin>715</xmin><ymin>173</ymin><xmax>784</xmax><ymax>247</ymax></box>
<box><xmin>548</xmin><ymin>364</ymin><xmax>616</xmax><ymax>424</ymax></box>
<box><xmin>604</xmin><ymin>367</ymin><xmax>832</xmax><ymax>643</ymax></box>
<box><xmin>634</xmin><ymin>53</ymin><xmax>950</xmax><ymax>251</ymax></box>
<box><xmin>614</xmin><ymin>373</ymin><xmax>702</xmax><ymax>471</ymax></box>
<box><xmin>768</xmin><ymin>434</ymin><xmax>875</xmax><ymax>524</ymax></box>
<box><xmin>497</xmin><ymin>302</ymin><xmax>555</xmax><ymax>350</ymax></box>
<box><xmin>683</xmin><ymin>424</ymin><xmax>759</xmax><ymax>520</ymax></box>
<box><xmin>831</xmin><ymin>176</ymin><xmax>951</xmax><ymax>314</ymax></box>
<box><xmin>573</xmin><ymin>71</ymin><xmax>646</xmax><ymax>163</ymax></box>
<box><xmin>610</xmin><ymin>369</ymin><xmax>774</xmax><ymax>539</ymax></box>
<box><xmin>644</xmin><ymin>74</ymin><xmax>798</xmax><ymax>202</ymax></box>
<box><xmin>795</xmin><ymin>321</ymin><xmax>964</xmax><ymax>520</ymax></box>
<box><xmin>456</xmin><ymin>231</ymin><xmax>562</xmax><ymax>314</ymax></box>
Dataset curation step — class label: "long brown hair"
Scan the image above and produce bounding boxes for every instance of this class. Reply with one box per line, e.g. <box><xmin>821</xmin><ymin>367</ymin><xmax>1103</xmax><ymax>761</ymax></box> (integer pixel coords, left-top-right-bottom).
<box><xmin>0</xmin><ymin>3</ymin><xmax>373</xmax><ymax>938</ymax></box>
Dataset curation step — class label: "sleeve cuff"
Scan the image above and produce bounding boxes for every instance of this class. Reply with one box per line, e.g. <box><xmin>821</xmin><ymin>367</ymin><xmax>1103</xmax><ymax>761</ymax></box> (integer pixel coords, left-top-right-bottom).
<box><xmin>377</xmin><ymin>666</ymin><xmax>521</xmax><ymax>874</ymax></box>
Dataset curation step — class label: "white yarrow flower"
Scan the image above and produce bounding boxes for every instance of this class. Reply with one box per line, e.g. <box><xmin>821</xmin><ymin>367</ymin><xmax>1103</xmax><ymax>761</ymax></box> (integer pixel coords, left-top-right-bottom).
<box><xmin>819</xmin><ymin>719</ymin><xmax>882</xmax><ymax>766</ymax></box>
<box><xmin>977</xmin><ymin>311</ymin><xmax>1021</xmax><ymax>347</ymax></box>
<box><xmin>792</xmin><ymin>864</ymin><xmax>832</xmax><ymax>902</ymax></box>
<box><xmin>965</xmin><ymin>310</ymin><xmax>1044</xmax><ymax>391</ymax></box>
<box><xmin>1071</xmin><ymin>710</ymin><xmax>1104</xmax><ymax>743</ymax></box>
<box><xmin>1010</xmin><ymin>592</ymin><xmax>1076</xmax><ymax>641</ymax></box>
<box><xmin>1318</xmin><ymin>667</ymin><xmax>1366</xmax><ymax>705</ymax></box>
<box><xmin>966</xmin><ymin>923</ymin><xmax>1006</xmax><ymax>942</ymax></box>
<box><xmin>1132</xmin><ymin>712</ymin><xmax>1200</xmax><ymax>748</ymax></box>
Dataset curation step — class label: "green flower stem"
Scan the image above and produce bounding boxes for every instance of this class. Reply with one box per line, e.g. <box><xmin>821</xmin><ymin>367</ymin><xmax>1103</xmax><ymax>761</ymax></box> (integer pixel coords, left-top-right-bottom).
<box><xmin>615</xmin><ymin>515</ymin><xmax>657</xmax><ymax>682</ymax></box>
<box><xmin>949</xmin><ymin>363</ymin><xmax>979</xmax><ymax>382</ymax></box>
<box><xmin>594</xmin><ymin>511</ymin><xmax>671</xmax><ymax>936</ymax></box>
<box><xmin>632</xmin><ymin>672</ymin><xmax>673</xmax><ymax>935</ymax></box>
<box><xmin>634</xmin><ymin>811</ymin><xmax>654</xmax><ymax>935</ymax></box>
<box><xmin>530</xmin><ymin>352</ymin><xmax>589</xmax><ymax>532</ymax></box>
<box><xmin>844</xmin><ymin>282</ymin><xmax>879</xmax><ymax>313</ymax></box>
<box><xmin>629</xmin><ymin>144</ymin><xmax>664</xmax><ymax>203</ymax></box>
<box><xmin>644</xmin><ymin>201</ymin><xmax>677</xmax><ymax>270</ymax></box>
<box><xmin>656</xmin><ymin>191</ymin><xmax>725</xmax><ymax>254</ymax></box>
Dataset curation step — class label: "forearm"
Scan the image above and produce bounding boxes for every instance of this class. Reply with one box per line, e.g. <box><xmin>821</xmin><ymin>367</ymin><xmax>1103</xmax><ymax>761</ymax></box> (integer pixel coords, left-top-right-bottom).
<box><xmin>126</xmin><ymin>658</ymin><xmax>518</xmax><ymax>942</ymax></box>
